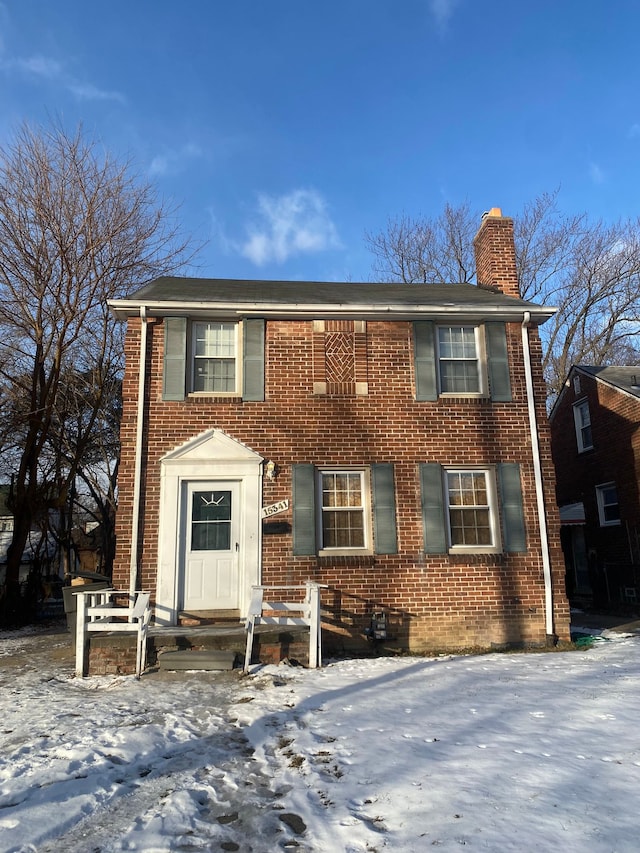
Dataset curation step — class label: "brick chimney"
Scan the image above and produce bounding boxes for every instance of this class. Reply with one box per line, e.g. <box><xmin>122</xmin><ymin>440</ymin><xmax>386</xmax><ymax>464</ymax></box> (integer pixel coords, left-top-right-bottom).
<box><xmin>473</xmin><ymin>207</ymin><xmax>520</xmax><ymax>298</ymax></box>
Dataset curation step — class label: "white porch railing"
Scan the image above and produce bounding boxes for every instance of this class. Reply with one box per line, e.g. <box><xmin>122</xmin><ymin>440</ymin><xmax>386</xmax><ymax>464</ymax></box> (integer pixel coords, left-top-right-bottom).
<box><xmin>243</xmin><ymin>581</ymin><xmax>325</xmax><ymax>672</ymax></box>
<box><xmin>74</xmin><ymin>589</ymin><xmax>151</xmax><ymax>679</ymax></box>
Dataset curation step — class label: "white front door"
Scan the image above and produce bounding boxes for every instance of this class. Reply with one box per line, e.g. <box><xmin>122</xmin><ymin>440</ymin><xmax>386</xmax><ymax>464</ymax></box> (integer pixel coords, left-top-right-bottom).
<box><xmin>181</xmin><ymin>481</ymin><xmax>240</xmax><ymax>611</ymax></box>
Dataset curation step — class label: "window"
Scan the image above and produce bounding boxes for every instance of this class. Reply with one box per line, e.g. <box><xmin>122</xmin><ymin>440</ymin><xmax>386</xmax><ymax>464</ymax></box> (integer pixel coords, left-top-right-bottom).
<box><xmin>573</xmin><ymin>400</ymin><xmax>593</xmax><ymax>452</ymax></box>
<box><xmin>319</xmin><ymin>470</ymin><xmax>369</xmax><ymax>551</ymax></box>
<box><xmin>444</xmin><ymin>469</ymin><xmax>500</xmax><ymax>551</ymax></box>
<box><xmin>292</xmin><ymin>464</ymin><xmax>397</xmax><ymax>556</ymax></box>
<box><xmin>437</xmin><ymin>326</ymin><xmax>482</xmax><ymax>394</ymax></box>
<box><xmin>421</xmin><ymin>462</ymin><xmax>524</xmax><ymax>554</ymax></box>
<box><xmin>596</xmin><ymin>483</ymin><xmax>620</xmax><ymax>526</ymax></box>
<box><xmin>192</xmin><ymin>322</ymin><xmax>239</xmax><ymax>394</ymax></box>
<box><xmin>191</xmin><ymin>490</ymin><xmax>232</xmax><ymax>550</ymax></box>
<box><xmin>162</xmin><ymin>317</ymin><xmax>264</xmax><ymax>402</ymax></box>
<box><xmin>413</xmin><ymin>321</ymin><xmax>511</xmax><ymax>402</ymax></box>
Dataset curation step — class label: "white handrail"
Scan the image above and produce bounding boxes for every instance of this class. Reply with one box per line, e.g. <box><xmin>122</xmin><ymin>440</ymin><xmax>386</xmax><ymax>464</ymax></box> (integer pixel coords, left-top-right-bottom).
<box><xmin>244</xmin><ymin>581</ymin><xmax>325</xmax><ymax>672</ymax></box>
<box><xmin>74</xmin><ymin>590</ymin><xmax>151</xmax><ymax>679</ymax></box>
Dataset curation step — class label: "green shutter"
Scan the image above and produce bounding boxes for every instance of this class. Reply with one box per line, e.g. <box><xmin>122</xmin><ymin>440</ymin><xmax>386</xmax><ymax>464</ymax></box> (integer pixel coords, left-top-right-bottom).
<box><xmin>498</xmin><ymin>463</ymin><xmax>526</xmax><ymax>552</ymax></box>
<box><xmin>413</xmin><ymin>321</ymin><xmax>438</xmax><ymax>401</ymax></box>
<box><xmin>292</xmin><ymin>464</ymin><xmax>316</xmax><ymax>556</ymax></box>
<box><xmin>162</xmin><ymin>317</ymin><xmax>187</xmax><ymax>401</ymax></box>
<box><xmin>243</xmin><ymin>319</ymin><xmax>265</xmax><ymax>401</ymax></box>
<box><xmin>420</xmin><ymin>463</ymin><xmax>447</xmax><ymax>554</ymax></box>
<box><xmin>486</xmin><ymin>322</ymin><xmax>512</xmax><ymax>402</ymax></box>
<box><xmin>371</xmin><ymin>464</ymin><xmax>398</xmax><ymax>554</ymax></box>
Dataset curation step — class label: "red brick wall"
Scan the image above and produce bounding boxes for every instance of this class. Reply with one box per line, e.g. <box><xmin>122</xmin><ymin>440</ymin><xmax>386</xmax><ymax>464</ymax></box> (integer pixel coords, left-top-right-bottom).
<box><xmin>473</xmin><ymin>214</ymin><xmax>520</xmax><ymax>298</ymax></box>
<box><xmin>113</xmin><ymin>315</ymin><xmax>569</xmax><ymax>652</ymax></box>
<box><xmin>551</xmin><ymin>371</ymin><xmax>640</xmax><ymax>567</ymax></box>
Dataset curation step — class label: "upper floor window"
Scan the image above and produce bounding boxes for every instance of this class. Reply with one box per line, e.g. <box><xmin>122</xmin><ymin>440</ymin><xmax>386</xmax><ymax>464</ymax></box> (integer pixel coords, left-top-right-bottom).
<box><xmin>413</xmin><ymin>321</ymin><xmax>511</xmax><ymax>403</ymax></box>
<box><xmin>573</xmin><ymin>400</ymin><xmax>593</xmax><ymax>453</ymax></box>
<box><xmin>596</xmin><ymin>483</ymin><xmax>620</xmax><ymax>526</ymax></box>
<box><xmin>437</xmin><ymin>326</ymin><xmax>483</xmax><ymax>395</ymax></box>
<box><xmin>162</xmin><ymin>317</ymin><xmax>265</xmax><ymax>402</ymax></box>
<box><xmin>192</xmin><ymin>322</ymin><xmax>239</xmax><ymax>394</ymax></box>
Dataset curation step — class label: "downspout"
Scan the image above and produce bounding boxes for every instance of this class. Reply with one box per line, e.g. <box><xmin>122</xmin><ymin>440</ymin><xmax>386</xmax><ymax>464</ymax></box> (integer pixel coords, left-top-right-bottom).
<box><xmin>129</xmin><ymin>306</ymin><xmax>148</xmax><ymax>597</ymax></box>
<box><xmin>521</xmin><ymin>312</ymin><xmax>555</xmax><ymax>642</ymax></box>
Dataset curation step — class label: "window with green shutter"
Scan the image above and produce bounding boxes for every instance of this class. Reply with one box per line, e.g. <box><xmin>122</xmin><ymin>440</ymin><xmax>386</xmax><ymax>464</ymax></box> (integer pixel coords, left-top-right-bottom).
<box><xmin>420</xmin><ymin>463</ymin><xmax>505</xmax><ymax>554</ymax></box>
<box><xmin>292</xmin><ymin>464</ymin><xmax>398</xmax><ymax>556</ymax></box>
<box><xmin>413</xmin><ymin>322</ymin><xmax>512</xmax><ymax>402</ymax></box>
<box><xmin>162</xmin><ymin>318</ymin><xmax>265</xmax><ymax>401</ymax></box>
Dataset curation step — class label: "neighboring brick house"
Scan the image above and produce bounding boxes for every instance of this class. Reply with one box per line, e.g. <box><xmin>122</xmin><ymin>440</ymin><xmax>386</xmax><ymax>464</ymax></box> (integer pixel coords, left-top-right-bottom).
<box><xmin>550</xmin><ymin>365</ymin><xmax>640</xmax><ymax>607</ymax></box>
<box><xmin>109</xmin><ymin>208</ymin><xmax>569</xmax><ymax>653</ymax></box>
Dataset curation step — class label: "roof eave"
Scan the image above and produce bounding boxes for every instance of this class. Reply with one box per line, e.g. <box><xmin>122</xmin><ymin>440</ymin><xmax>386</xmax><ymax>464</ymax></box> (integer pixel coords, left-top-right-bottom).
<box><xmin>108</xmin><ymin>298</ymin><xmax>557</xmax><ymax>325</ymax></box>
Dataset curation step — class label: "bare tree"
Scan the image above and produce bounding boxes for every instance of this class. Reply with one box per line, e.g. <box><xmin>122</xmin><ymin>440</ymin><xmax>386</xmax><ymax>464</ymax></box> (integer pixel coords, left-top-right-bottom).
<box><xmin>366</xmin><ymin>191</ymin><xmax>640</xmax><ymax>400</ymax></box>
<box><xmin>0</xmin><ymin>121</ymin><xmax>193</xmax><ymax>624</ymax></box>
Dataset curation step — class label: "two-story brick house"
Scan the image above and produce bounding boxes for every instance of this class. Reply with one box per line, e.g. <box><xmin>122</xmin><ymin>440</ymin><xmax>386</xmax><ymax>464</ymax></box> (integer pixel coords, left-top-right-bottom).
<box><xmin>109</xmin><ymin>208</ymin><xmax>569</xmax><ymax>653</ymax></box>
<box><xmin>550</xmin><ymin>365</ymin><xmax>640</xmax><ymax>607</ymax></box>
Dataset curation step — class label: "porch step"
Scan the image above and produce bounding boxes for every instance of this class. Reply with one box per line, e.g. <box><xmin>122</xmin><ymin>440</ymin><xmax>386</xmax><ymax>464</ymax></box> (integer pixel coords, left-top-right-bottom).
<box><xmin>178</xmin><ymin>610</ymin><xmax>241</xmax><ymax>627</ymax></box>
<box><xmin>157</xmin><ymin>649</ymin><xmax>237</xmax><ymax>671</ymax></box>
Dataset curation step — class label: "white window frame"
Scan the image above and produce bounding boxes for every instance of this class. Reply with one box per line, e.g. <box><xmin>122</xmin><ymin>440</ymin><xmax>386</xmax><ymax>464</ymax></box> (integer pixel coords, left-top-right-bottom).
<box><xmin>596</xmin><ymin>482</ymin><xmax>621</xmax><ymax>527</ymax></box>
<box><xmin>317</xmin><ymin>468</ymin><xmax>372</xmax><ymax>555</ymax></box>
<box><xmin>573</xmin><ymin>399</ymin><xmax>593</xmax><ymax>453</ymax></box>
<box><xmin>436</xmin><ymin>325</ymin><xmax>487</xmax><ymax>397</ymax></box>
<box><xmin>444</xmin><ymin>466</ymin><xmax>501</xmax><ymax>554</ymax></box>
<box><xmin>190</xmin><ymin>321</ymin><xmax>242</xmax><ymax>396</ymax></box>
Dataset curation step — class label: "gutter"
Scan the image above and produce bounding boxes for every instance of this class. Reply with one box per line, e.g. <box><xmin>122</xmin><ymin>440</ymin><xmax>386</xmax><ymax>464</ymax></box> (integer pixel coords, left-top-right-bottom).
<box><xmin>129</xmin><ymin>306</ymin><xmax>148</xmax><ymax>598</ymax></box>
<box><xmin>521</xmin><ymin>311</ymin><xmax>555</xmax><ymax>642</ymax></box>
<box><xmin>108</xmin><ymin>299</ymin><xmax>556</xmax><ymax>325</ymax></box>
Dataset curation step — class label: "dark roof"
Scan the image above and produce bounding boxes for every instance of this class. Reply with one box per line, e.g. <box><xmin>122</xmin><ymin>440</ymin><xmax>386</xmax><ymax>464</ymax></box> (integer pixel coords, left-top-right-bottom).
<box><xmin>109</xmin><ymin>276</ymin><xmax>555</xmax><ymax>323</ymax></box>
<box><xmin>575</xmin><ymin>365</ymin><xmax>640</xmax><ymax>399</ymax></box>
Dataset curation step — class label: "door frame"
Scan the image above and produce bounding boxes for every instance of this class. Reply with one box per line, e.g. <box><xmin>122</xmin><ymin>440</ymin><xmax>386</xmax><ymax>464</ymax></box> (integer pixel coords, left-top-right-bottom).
<box><xmin>156</xmin><ymin>430</ymin><xmax>263</xmax><ymax>626</ymax></box>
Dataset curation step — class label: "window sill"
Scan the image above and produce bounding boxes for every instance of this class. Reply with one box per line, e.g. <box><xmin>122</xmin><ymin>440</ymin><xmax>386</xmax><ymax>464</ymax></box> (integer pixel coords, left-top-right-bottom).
<box><xmin>318</xmin><ymin>549</ymin><xmax>373</xmax><ymax>558</ymax></box>
<box><xmin>448</xmin><ymin>546</ymin><xmax>502</xmax><ymax>556</ymax></box>
<box><xmin>187</xmin><ymin>393</ymin><xmax>242</xmax><ymax>402</ymax></box>
<box><xmin>316</xmin><ymin>554</ymin><xmax>377</xmax><ymax>567</ymax></box>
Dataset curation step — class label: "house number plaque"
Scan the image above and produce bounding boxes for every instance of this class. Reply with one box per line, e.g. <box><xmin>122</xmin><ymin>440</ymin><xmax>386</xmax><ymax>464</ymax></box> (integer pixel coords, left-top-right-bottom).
<box><xmin>261</xmin><ymin>499</ymin><xmax>289</xmax><ymax>519</ymax></box>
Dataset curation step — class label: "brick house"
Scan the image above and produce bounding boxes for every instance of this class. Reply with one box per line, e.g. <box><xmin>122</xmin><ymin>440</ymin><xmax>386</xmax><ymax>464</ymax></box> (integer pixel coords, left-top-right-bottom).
<box><xmin>109</xmin><ymin>208</ymin><xmax>569</xmax><ymax>654</ymax></box>
<box><xmin>550</xmin><ymin>365</ymin><xmax>640</xmax><ymax>607</ymax></box>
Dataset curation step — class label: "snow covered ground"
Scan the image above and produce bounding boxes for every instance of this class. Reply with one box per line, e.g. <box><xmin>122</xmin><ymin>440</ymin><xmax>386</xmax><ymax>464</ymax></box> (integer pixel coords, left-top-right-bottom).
<box><xmin>1</xmin><ymin>622</ymin><xmax>639</xmax><ymax>852</ymax></box>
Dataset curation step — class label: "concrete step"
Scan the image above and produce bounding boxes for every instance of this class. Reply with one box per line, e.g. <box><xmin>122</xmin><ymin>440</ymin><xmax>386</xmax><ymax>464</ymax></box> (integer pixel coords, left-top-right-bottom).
<box><xmin>157</xmin><ymin>649</ymin><xmax>238</xmax><ymax>671</ymax></box>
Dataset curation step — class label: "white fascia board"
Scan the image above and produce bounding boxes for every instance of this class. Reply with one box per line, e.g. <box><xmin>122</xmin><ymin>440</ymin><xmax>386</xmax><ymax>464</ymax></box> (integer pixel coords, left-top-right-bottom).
<box><xmin>109</xmin><ymin>298</ymin><xmax>557</xmax><ymax>325</ymax></box>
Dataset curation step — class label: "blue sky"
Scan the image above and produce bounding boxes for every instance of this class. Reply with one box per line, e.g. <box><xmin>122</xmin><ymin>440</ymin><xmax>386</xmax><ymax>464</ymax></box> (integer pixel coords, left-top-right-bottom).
<box><xmin>1</xmin><ymin>1</ymin><xmax>640</xmax><ymax>283</ymax></box>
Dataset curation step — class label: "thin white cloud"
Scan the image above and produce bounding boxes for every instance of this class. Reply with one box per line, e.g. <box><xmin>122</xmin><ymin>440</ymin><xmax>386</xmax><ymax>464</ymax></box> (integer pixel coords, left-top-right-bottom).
<box><xmin>148</xmin><ymin>143</ymin><xmax>203</xmax><ymax>177</ymax></box>
<box><xmin>240</xmin><ymin>189</ymin><xmax>341</xmax><ymax>266</ymax></box>
<box><xmin>9</xmin><ymin>55</ymin><xmax>63</xmax><ymax>78</ymax></box>
<box><xmin>0</xmin><ymin>47</ymin><xmax>126</xmax><ymax>104</ymax></box>
<box><xmin>67</xmin><ymin>82</ymin><xmax>125</xmax><ymax>103</ymax></box>
<box><xmin>589</xmin><ymin>161</ymin><xmax>605</xmax><ymax>185</ymax></box>
<box><xmin>429</xmin><ymin>0</ymin><xmax>461</xmax><ymax>34</ymax></box>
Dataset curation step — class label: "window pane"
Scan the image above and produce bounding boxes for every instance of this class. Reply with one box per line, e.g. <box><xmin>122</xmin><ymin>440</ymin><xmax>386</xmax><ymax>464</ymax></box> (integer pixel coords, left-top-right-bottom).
<box><xmin>322</xmin><ymin>472</ymin><xmax>362</xmax><ymax>508</ymax></box>
<box><xmin>323</xmin><ymin>510</ymin><xmax>365</xmax><ymax>548</ymax></box>
<box><xmin>598</xmin><ymin>484</ymin><xmax>620</xmax><ymax>524</ymax></box>
<box><xmin>193</xmin><ymin>323</ymin><xmax>236</xmax><ymax>392</ymax></box>
<box><xmin>321</xmin><ymin>471</ymin><xmax>365</xmax><ymax>548</ymax></box>
<box><xmin>447</xmin><ymin>471</ymin><xmax>493</xmax><ymax>547</ymax></box>
<box><xmin>438</xmin><ymin>327</ymin><xmax>479</xmax><ymax>393</ymax></box>
<box><xmin>438</xmin><ymin>327</ymin><xmax>476</xmax><ymax>359</ymax></box>
<box><xmin>440</xmin><ymin>361</ymin><xmax>480</xmax><ymax>393</ymax></box>
<box><xmin>191</xmin><ymin>491</ymin><xmax>232</xmax><ymax>551</ymax></box>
